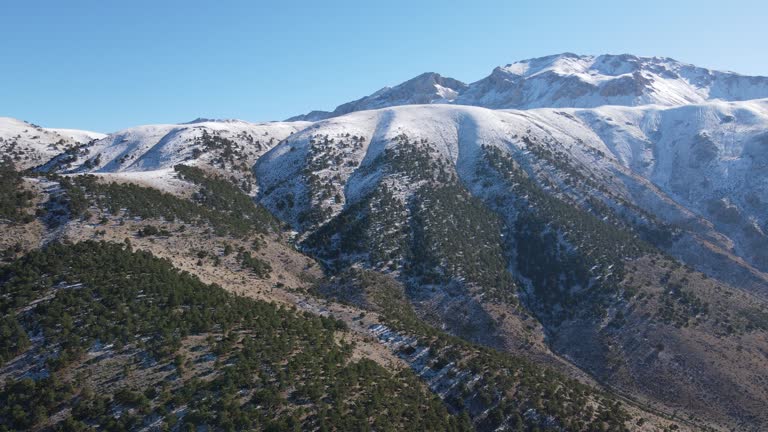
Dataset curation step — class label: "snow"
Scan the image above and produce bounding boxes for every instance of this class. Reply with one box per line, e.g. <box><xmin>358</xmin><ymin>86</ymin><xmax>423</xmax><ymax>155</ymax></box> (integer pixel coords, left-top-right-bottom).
<box><xmin>434</xmin><ymin>83</ymin><xmax>459</xmax><ymax>101</ymax></box>
<box><xmin>288</xmin><ymin>73</ymin><xmax>468</xmax><ymax>121</ymax></box>
<box><xmin>66</xmin><ymin>119</ymin><xmax>309</xmax><ymax>175</ymax></box>
<box><xmin>291</xmin><ymin>53</ymin><xmax>768</xmax><ymax>121</ymax></box>
<box><xmin>460</xmin><ymin>53</ymin><xmax>768</xmax><ymax>110</ymax></box>
<box><xmin>0</xmin><ymin>117</ymin><xmax>103</xmax><ymax>169</ymax></box>
<box><xmin>46</xmin><ymin>128</ymin><xmax>106</xmax><ymax>143</ymax></box>
<box><xmin>4</xmin><ymin>52</ymin><xmax>768</xmax><ymax>283</ymax></box>
<box><xmin>88</xmin><ymin>168</ymin><xmax>189</xmax><ymax>195</ymax></box>
<box><xmin>257</xmin><ymin>99</ymin><xmax>768</xmax><ymax>277</ymax></box>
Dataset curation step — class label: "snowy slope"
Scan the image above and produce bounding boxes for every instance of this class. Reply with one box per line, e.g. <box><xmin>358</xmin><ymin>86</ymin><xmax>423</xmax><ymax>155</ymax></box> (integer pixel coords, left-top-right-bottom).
<box><xmin>262</xmin><ymin>105</ymin><xmax>632</xmax><ymax>229</ymax></box>
<box><xmin>42</xmin><ymin>99</ymin><xmax>767</xmax><ymax>279</ymax></box>
<box><xmin>290</xmin><ymin>53</ymin><xmax>768</xmax><ymax>120</ymax></box>
<box><xmin>46</xmin><ymin>128</ymin><xmax>106</xmax><ymax>144</ymax></box>
<box><xmin>62</xmin><ymin>118</ymin><xmax>309</xmax><ymax>191</ymax></box>
<box><xmin>71</xmin><ymin>119</ymin><xmax>307</xmax><ymax>172</ymax></box>
<box><xmin>0</xmin><ymin>117</ymin><xmax>104</xmax><ymax>170</ymax></box>
<box><xmin>569</xmin><ymin>100</ymin><xmax>768</xmax><ymax>271</ymax></box>
<box><xmin>259</xmin><ymin>101</ymin><xmax>768</xmax><ymax>289</ymax></box>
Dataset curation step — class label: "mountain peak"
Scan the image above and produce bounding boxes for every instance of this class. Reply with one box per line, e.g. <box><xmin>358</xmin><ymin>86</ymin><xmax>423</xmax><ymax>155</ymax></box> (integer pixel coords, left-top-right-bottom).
<box><xmin>498</xmin><ymin>52</ymin><xmax>587</xmax><ymax>76</ymax></box>
<box><xmin>410</xmin><ymin>71</ymin><xmax>444</xmax><ymax>80</ymax></box>
<box><xmin>495</xmin><ymin>52</ymin><xmax>691</xmax><ymax>79</ymax></box>
<box><xmin>287</xmin><ymin>72</ymin><xmax>467</xmax><ymax>122</ymax></box>
<box><xmin>182</xmin><ymin>117</ymin><xmax>247</xmax><ymax>125</ymax></box>
<box><xmin>288</xmin><ymin>54</ymin><xmax>768</xmax><ymax>121</ymax></box>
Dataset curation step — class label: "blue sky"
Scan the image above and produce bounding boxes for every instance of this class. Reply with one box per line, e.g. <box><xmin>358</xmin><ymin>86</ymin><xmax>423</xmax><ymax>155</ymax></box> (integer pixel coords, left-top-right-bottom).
<box><xmin>2</xmin><ymin>0</ymin><xmax>767</xmax><ymax>132</ymax></box>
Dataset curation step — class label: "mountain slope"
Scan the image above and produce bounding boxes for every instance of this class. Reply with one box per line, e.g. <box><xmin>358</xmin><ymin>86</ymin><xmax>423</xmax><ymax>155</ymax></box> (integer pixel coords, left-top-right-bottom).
<box><xmin>45</xmin><ymin>118</ymin><xmax>309</xmax><ymax>195</ymax></box>
<box><xmin>567</xmin><ymin>99</ymin><xmax>768</xmax><ymax>274</ymax></box>
<box><xmin>290</xmin><ymin>53</ymin><xmax>768</xmax><ymax>120</ymax></box>
<box><xmin>260</xmin><ymin>102</ymin><xmax>768</xmax><ymax>287</ymax></box>
<box><xmin>255</xmin><ymin>102</ymin><xmax>768</xmax><ymax>430</ymax></box>
<box><xmin>63</xmin><ymin>118</ymin><xmax>306</xmax><ymax>173</ymax></box>
<box><xmin>0</xmin><ymin>117</ymin><xmax>105</xmax><ymax>170</ymax></box>
<box><xmin>0</xmin><ymin>162</ymin><xmax>686</xmax><ymax>431</ymax></box>
<box><xmin>0</xmin><ymin>241</ymin><xmax>469</xmax><ymax>432</ymax></box>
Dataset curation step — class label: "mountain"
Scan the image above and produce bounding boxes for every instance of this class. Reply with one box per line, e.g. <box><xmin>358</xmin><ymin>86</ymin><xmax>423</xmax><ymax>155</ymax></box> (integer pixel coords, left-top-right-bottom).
<box><xmin>0</xmin><ymin>157</ymin><xmax>662</xmax><ymax>432</ymax></box>
<box><xmin>265</xmin><ymin>101</ymin><xmax>768</xmax><ymax>287</ymax></box>
<box><xmin>37</xmin><ymin>100</ymin><xmax>768</xmax><ymax>285</ymax></box>
<box><xmin>457</xmin><ymin>53</ymin><xmax>768</xmax><ymax>109</ymax></box>
<box><xmin>0</xmin><ymin>117</ymin><xmax>105</xmax><ymax>170</ymax></box>
<box><xmin>257</xmin><ymin>102</ymin><xmax>768</xmax><ymax>428</ymax></box>
<box><xmin>290</xmin><ymin>53</ymin><xmax>768</xmax><ymax>120</ymax></box>
<box><xmin>41</xmin><ymin>118</ymin><xmax>308</xmax><ymax>194</ymax></box>
<box><xmin>63</xmin><ymin>118</ymin><xmax>306</xmax><ymax>173</ymax></box>
<box><xmin>4</xmin><ymin>53</ymin><xmax>768</xmax><ymax>431</ymax></box>
<box><xmin>288</xmin><ymin>72</ymin><xmax>467</xmax><ymax>121</ymax></box>
<box><xmin>8</xmin><ymin>96</ymin><xmax>766</xmax><ymax>430</ymax></box>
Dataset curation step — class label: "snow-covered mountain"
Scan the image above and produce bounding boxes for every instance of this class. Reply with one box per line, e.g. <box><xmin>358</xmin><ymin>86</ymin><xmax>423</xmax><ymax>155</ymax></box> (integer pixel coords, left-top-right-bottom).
<box><xmin>62</xmin><ymin>118</ymin><xmax>307</xmax><ymax>173</ymax></box>
<box><xmin>256</xmin><ymin>102</ymin><xmax>768</xmax><ymax>427</ymax></box>
<box><xmin>39</xmin><ymin>118</ymin><xmax>308</xmax><ymax>193</ymax></box>
<box><xmin>0</xmin><ymin>117</ymin><xmax>105</xmax><ymax>169</ymax></box>
<box><xmin>289</xmin><ymin>72</ymin><xmax>467</xmax><ymax>121</ymax></box>
<box><xmin>458</xmin><ymin>53</ymin><xmax>768</xmax><ymax>109</ymax></box>
<box><xmin>46</xmin><ymin>98</ymin><xmax>768</xmax><ymax>285</ymax></box>
<box><xmin>6</xmin><ymin>54</ymin><xmax>768</xmax><ymax>430</ymax></box>
<box><xmin>261</xmin><ymin>101</ymin><xmax>768</xmax><ymax>290</ymax></box>
<box><xmin>290</xmin><ymin>53</ymin><xmax>768</xmax><ymax>120</ymax></box>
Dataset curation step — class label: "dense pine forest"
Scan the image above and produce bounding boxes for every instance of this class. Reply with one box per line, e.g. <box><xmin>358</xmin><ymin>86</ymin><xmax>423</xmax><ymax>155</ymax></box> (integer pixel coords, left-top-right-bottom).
<box><xmin>0</xmin><ymin>241</ymin><xmax>468</xmax><ymax>431</ymax></box>
<box><xmin>0</xmin><ymin>159</ymin><xmax>35</xmax><ymax>224</ymax></box>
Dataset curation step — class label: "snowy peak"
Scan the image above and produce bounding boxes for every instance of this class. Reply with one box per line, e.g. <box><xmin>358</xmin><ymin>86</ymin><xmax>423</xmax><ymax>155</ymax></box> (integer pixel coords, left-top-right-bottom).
<box><xmin>289</xmin><ymin>54</ymin><xmax>768</xmax><ymax>120</ymax></box>
<box><xmin>493</xmin><ymin>52</ymin><xmax>596</xmax><ymax>77</ymax></box>
<box><xmin>182</xmin><ymin>117</ymin><xmax>251</xmax><ymax>125</ymax></box>
<box><xmin>458</xmin><ymin>53</ymin><xmax>768</xmax><ymax>109</ymax></box>
<box><xmin>399</xmin><ymin>72</ymin><xmax>466</xmax><ymax>100</ymax></box>
<box><xmin>495</xmin><ymin>53</ymin><xmax>673</xmax><ymax>78</ymax></box>
<box><xmin>288</xmin><ymin>72</ymin><xmax>467</xmax><ymax>121</ymax></box>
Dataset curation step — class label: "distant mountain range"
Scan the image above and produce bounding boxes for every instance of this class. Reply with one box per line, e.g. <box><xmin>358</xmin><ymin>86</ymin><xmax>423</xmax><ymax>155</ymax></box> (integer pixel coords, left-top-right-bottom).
<box><xmin>289</xmin><ymin>53</ymin><xmax>768</xmax><ymax>120</ymax></box>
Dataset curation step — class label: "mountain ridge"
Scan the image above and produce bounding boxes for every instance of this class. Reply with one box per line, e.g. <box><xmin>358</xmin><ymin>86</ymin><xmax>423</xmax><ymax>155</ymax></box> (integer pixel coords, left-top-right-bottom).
<box><xmin>289</xmin><ymin>53</ymin><xmax>768</xmax><ymax>121</ymax></box>
<box><xmin>0</xmin><ymin>116</ymin><xmax>105</xmax><ymax>170</ymax></box>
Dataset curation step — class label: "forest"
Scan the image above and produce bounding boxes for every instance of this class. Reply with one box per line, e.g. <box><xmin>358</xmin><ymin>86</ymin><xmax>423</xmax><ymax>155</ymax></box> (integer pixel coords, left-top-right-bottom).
<box><xmin>0</xmin><ymin>241</ymin><xmax>468</xmax><ymax>431</ymax></box>
<box><xmin>51</xmin><ymin>167</ymin><xmax>275</xmax><ymax>237</ymax></box>
<box><xmin>0</xmin><ymin>158</ymin><xmax>35</xmax><ymax>224</ymax></box>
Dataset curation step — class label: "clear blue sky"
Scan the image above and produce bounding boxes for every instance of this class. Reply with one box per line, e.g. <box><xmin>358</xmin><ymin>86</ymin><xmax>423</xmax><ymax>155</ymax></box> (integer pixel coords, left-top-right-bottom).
<box><xmin>2</xmin><ymin>0</ymin><xmax>766</xmax><ymax>132</ymax></box>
